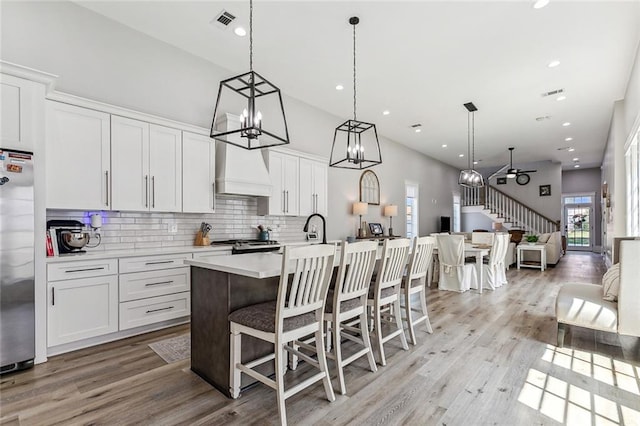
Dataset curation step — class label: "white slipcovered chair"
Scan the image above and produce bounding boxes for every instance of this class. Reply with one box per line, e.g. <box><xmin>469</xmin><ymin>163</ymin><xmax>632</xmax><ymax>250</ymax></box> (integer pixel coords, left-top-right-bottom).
<box><xmin>555</xmin><ymin>240</ymin><xmax>640</xmax><ymax>347</ymax></box>
<box><xmin>436</xmin><ymin>235</ymin><xmax>478</xmax><ymax>292</ymax></box>
<box><xmin>472</xmin><ymin>233</ymin><xmax>509</xmax><ymax>290</ymax></box>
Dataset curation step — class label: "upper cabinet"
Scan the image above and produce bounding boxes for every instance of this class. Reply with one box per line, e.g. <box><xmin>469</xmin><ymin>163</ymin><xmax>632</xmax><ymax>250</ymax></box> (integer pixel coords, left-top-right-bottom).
<box><xmin>182</xmin><ymin>132</ymin><xmax>216</xmax><ymax>213</ymax></box>
<box><xmin>259</xmin><ymin>150</ymin><xmax>299</xmax><ymax>216</ymax></box>
<box><xmin>46</xmin><ymin>101</ymin><xmax>111</xmax><ymax>210</ymax></box>
<box><xmin>299</xmin><ymin>158</ymin><xmax>328</xmax><ymax>217</ymax></box>
<box><xmin>1</xmin><ymin>74</ymin><xmax>40</xmax><ymax>152</ymax></box>
<box><xmin>111</xmin><ymin>116</ymin><xmax>182</xmax><ymax>212</ymax></box>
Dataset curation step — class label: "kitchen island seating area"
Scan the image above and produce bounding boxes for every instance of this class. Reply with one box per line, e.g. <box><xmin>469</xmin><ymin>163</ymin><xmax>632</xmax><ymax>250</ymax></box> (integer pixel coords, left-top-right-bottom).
<box><xmin>228</xmin><ymin>244</ymin><xmax>337</xmax><ymax>426</ymax></box>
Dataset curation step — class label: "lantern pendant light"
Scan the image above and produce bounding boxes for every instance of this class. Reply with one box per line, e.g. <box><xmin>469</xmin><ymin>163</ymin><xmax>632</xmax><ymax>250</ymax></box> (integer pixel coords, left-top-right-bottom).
<box><xmin>329</xmin><ymin>17</ymin><xmax>382</xmax><ymax>169</ymax></box>
<box><xmin>210</xmin><ymin>0</ymin><xmax>290</xmax><ymax>150</ymax></box>
<box><xmin>458</xmin><ymin>102</ymin><xmax>485</xmax><ymax>188</ymax></box>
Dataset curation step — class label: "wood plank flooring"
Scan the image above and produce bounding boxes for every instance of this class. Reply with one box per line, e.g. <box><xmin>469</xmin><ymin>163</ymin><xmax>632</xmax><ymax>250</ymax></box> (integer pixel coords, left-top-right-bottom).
<box><xmin>2</xmin><ymin>252</ymin><xmax>639</xmax><ymax>425</ymax></box>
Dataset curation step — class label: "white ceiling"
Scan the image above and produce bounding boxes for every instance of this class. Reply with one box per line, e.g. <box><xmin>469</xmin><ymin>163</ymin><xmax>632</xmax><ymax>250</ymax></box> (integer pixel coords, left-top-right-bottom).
<box><xmin>76</xmin><ymin>0</ymin><xmax>640</xmax><ymax>171</ymax></box>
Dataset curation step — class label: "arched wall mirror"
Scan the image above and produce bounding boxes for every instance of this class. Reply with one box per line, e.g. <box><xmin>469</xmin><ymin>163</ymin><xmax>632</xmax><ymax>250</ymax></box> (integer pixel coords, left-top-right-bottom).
<box><xmin>359</xmin><ymin>170</ymin><xmax>380</xmax><ymax>205</ymax></box>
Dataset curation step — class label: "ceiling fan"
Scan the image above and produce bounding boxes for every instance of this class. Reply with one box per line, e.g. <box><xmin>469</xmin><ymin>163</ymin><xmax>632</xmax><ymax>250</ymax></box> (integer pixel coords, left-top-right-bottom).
<box><xmin>500</xmin><ymin>147</ymin><xmax>537</xmax><ymax>178</ymax></box>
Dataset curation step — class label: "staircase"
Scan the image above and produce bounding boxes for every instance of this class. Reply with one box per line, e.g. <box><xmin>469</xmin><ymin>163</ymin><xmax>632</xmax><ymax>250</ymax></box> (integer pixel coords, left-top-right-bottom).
<box><xmin>461</xmin><ymin>185</ymin><xmax>560</xmax><ymax>234</ymax></box>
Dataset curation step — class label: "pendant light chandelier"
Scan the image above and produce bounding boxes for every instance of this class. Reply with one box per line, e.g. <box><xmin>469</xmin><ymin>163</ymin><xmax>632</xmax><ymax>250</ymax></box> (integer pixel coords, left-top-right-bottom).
<box><xmin>210</xmin><ymin>0</ymin><xmax>290</xmax><ymax>150</ymax></box>
<box><xmin>458</xmin><ymin>102</ymin><xmax>485</xmax><ymax>188</ymax></box>
<box><xmin>329</xmin><ymin>17</ymin><xmax>382</xmax><ymax>169</ymax></box>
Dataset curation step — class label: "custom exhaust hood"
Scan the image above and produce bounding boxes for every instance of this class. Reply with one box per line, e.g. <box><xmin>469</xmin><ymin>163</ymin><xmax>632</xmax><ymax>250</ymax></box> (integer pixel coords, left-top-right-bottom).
<box><xmin>214</xmin><ymin>113</ymin><xmax>273</xmax><ymax>196</ymax></box>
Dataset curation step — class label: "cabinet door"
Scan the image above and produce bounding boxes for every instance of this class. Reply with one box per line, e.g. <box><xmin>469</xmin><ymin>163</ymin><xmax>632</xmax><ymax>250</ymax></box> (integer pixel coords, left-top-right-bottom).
<box><xmin>299</xmin><ymin>158</ymin><xmax>314</xmax><ymax>216</ymax></box>
<box><xmin>47</xmin><ymin>275</ymin><xmax>118</xmax><ymax>347</ymax></box>
<box><xmin>149</xmin><ymin>124</ymin><xmax>182</xmax><ymax>212</ymax></box>
<box><xmin>312</xmin><ymin>160</ymin><xmax>328</xmax><ymax>216</ymax></box>
<box><xmin>111</xmin><ymin>116</ymin><xmax>149</xmax><ymax>211</ymax></box>
<box><xmin>46</xmin><ymin>101</ymin><xmax>111</xmax><ymax>210</ymax></box>
<box><xmin>282</xmin><ymin>153</ymin><xmax>299</xmax><ymax>216</ymax></box>
<box><xmin>0</xmin><ymin>74</ymin><xmax>36</xmax><ymax>152</ymax></box>
<box><xmin>182</xmin><ymin>132</ymin><xmax>215</xmax><ymax>213</ymax></box>
<box><xmin>268</xmin><ymin>151</ymin><xmax>285</xmax><ymax>215</ymax></box>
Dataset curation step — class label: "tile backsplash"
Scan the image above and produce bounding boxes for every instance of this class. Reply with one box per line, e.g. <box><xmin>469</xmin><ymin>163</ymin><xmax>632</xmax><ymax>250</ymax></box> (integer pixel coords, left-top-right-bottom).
<box><xmin>47</xmin><ymin>195</ymin><xmax>309</xmax><ymax>253</ymax></box>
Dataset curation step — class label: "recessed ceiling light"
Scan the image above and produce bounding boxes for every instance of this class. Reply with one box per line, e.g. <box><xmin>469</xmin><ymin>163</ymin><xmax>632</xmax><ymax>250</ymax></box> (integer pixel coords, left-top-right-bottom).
<box><xmin>382</xmin><ymin>110</ymin><xmax>390</xmax><ymax>115</ymax></box>
<box><xmin>568</xmin><ymin>147</ymin><xmax>575</xmax><ymax>152</ymax></box>
<box><xmin>415</xmin><ymin>128</ymin><xmax>421</xmax><ymax>133</ymax></box>
<box><xmin>459</xmin><ymin>154</ymin><xmax>464</xmax><ymax>158</ymax></box>
<box><xmin>547</xmin><ymin>60</ymin><xmax>560</xmax><ymax>68</ymax></box>
<box><xmin>234</xmin><ymin>27</ymin><xmax>247</xmax><ymax>37</ymax></box>
<box><xmin>557</xmin><ymin>96</ymin><xmax>566</xmax><ymax>101</ymax></box>
<box><xmin>574</xmin><ymin>164</ymin><xmax>580</xmax><ymax>168</ymax></box>
<box><xmin>335</xmin><ymin>85</ymin><xmax>344</xmax><ymax>91</ymax></box>
<box><xmin>565</xmin><ymin>137</ymin><xmax>573</xmax><ymax>141</ymax></box>
<box><xmin>573</xmin><ymin>157</ymin><xmax>579</xmax><ymax>161</ymax></box>
<box><xmin>534</xmin><ymin>0</ymin><xmax>550</xmax><ymax>9</ymax></box>
<box><xmin>473</xmin><ymin>161</ymin><xmax>479</xmax><ymax>165</ymax></box>
<box><xmin>441</xmin><ymin>144</ymin><xmax>447</xmax><ymax>148</ymax></box>
<box><xmin>562</xmin><ymin>122</ymin><xmax>571</xmax><ymax>127</ymax></box>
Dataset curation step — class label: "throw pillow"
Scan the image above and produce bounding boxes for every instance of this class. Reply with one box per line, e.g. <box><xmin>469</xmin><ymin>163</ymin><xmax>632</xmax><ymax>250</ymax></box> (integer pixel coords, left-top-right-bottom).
<box><xmin>538</xmin><ymin>233</ymin><xmax>551</xmax><ymax>244</ymax></box>
<box><xmin>602</xmin><ymin>263</ymin><xmax>620</xmax><ymax>302</ymax></box>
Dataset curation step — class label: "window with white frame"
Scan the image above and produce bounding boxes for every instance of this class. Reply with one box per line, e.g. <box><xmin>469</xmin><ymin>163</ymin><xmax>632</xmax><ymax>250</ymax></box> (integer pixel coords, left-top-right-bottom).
<box><xmin>405</xmin><ymin>183</ymin><xmax>419</xmax><ymax>238</ymax></box>
<box><xmin>453</xmin><ymin>194</ymin><xmax>461</xmax><ymax>232</ymax></box>
<box><xmin>626</xmin><ymin>125</ymin><xmax>639</xmax><ymax>236</ymax></box>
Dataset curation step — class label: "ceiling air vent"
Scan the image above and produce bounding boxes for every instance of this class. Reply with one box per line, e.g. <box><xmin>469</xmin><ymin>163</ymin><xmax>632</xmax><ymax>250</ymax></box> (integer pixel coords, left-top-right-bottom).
<box><xmin>541</xmin><ymin>88</ymin><xmax>564</xmax><ymax>97</ymax></box>
<box><xmin>410</xmin><ymin>124</ymin><xmax>422</xmax><ymax>128</ymax></box>
<box><xmin>212</xmin><ymin>10</ymin><xmax>236</xmax><ymax>29</ymax></box>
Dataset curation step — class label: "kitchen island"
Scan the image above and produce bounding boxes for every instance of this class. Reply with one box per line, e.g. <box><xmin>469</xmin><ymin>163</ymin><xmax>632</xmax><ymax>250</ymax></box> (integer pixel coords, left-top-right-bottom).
<box><xmin>185</xmin><ymin>252</ymin><xmax>297</xmax><ymax>397</ymax></box>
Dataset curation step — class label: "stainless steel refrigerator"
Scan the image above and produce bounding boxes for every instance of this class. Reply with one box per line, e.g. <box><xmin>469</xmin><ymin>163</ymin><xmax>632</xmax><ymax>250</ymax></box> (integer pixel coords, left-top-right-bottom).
<box><xmin>0</xmin><ymin>148</ymin><xmax>35</xmax><ymax>374</ymax></box>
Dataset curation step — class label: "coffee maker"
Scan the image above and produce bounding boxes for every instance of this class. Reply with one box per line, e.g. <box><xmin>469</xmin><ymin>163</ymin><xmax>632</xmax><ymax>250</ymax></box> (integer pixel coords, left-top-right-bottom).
<box><xmin>47</xmin><ymin>220</ymin><xmax>91</xmax><ymax>254</ymax></box>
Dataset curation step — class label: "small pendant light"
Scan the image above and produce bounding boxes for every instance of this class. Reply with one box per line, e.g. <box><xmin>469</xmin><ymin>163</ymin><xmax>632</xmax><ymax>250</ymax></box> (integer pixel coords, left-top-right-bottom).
<box><xmin>210</xmin><ymin>0</ymin><xmax>290</xmax><ymax>150</ymax></box>
<box><xmin>458</xmin><ymin>102</ymin><xmax>485</xmax><ymax>188</ymax></box>
<box><xmin>329</xmin><ymin>17</ymin><xmax>382</xmax><ymax>169</ymax></box>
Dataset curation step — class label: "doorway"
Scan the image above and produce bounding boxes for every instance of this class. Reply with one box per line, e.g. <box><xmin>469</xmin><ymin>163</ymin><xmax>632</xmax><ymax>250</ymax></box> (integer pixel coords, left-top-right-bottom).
<box><xmin>563</xmin><ymin>194</ymin><xmax>594</xmax><ymax>251</ymax></box>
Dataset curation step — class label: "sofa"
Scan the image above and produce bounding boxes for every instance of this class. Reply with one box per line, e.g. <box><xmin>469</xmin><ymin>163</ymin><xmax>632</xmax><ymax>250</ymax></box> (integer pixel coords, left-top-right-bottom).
<box><xmin>516</xmin><ymin>231</ymin><xmax>563</xmax><ymax>265</ymax></box>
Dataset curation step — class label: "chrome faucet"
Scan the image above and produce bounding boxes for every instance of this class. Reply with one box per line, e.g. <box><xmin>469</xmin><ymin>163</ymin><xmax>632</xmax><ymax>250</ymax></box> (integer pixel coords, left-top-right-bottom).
<box><xmin>303</xmin><ymin>213</ymin><xmax>327</xmax><ymax>244</ymax></box>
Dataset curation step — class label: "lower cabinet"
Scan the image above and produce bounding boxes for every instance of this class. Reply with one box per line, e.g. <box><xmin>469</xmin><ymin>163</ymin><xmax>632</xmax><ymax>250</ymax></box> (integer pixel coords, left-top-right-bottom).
<box><xmin>118</xmin><ymin>256</ymin><xmax>192</xmax><ymax>331</ymax></box>
<box><xmin>47</xmin><ymin>252</ymin><xmax>196</xmax><ymax>352</ymax></box>
<box><xmin>47</xmin><ymin>274</ymin><xmax>119</xmax><ymax>347</ymax></box>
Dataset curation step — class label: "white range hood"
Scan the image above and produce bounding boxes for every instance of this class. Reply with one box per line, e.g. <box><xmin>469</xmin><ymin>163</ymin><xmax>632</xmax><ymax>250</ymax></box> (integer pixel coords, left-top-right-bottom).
<box><xmin>214</xmin><ymin>113</ymin><xmax>272</xmax><ymax>197</ymax></box>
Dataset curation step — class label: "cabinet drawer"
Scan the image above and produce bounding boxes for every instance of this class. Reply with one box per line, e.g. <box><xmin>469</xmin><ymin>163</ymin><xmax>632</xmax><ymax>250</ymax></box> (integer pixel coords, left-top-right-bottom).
<box><xmin>119</xmin><ymin>253</ymin><xmax>192</xmax><ymax>274</ymax></box>
<box><xmin>119</xmin><ymin>267</ymin><xmax>190</xmax><ymax>302</ymax></box>
<box><xmin>119</xmin><ymin>292</ymin><xmax>190</xmax><ymax>330</ymax></box>
<box><xmin>47</xmin><ymin>259</ymin><xmax>118</xmax><ymax>282</ymax></box>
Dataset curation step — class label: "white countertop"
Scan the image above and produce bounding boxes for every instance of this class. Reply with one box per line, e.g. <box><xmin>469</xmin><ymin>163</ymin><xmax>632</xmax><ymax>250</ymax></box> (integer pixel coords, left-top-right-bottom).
<box><xmin>187</xmin><ymin>252</ymin><xmax>286</xmax><ymax>279</ymax></box>
<box><xmin>45</xmin><ymin>245</ymin><xmax>233</xmax><ymax>263</ymax></box>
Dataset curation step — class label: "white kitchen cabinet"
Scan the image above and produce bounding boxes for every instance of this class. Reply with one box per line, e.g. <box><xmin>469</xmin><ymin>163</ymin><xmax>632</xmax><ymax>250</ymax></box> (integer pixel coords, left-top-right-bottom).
<box><xmin>47</xmin><ymin>274</ymin><xmax>118</xmax><ymax>347</ymax></box>
<box><xmin>259</xmin><ymin>150</ymin><xmax>299</xmax><ymax>216</ymax></box>
<box><xmin>0</xmin><ymin>74</ymin><xmax>38</xmax><ymax>152</ymax></box>
<box><xmin>111</xmin><ymin>116</ymin><xmax>182</xmax><ymax>212</ymax></box>
<box><xmin>45</xmin><ymin>101</ymin><xmax>111</xmax><ymax>210</ymax></box>
<box><xmin>299</xmin><ymin>158</ymin><xmax>328</xmax><ymax>217</ymax></box>
<box><xmin>182</xmin><ymin>131</ymin><xmax>216</xmax><ymax>213</ymax></box>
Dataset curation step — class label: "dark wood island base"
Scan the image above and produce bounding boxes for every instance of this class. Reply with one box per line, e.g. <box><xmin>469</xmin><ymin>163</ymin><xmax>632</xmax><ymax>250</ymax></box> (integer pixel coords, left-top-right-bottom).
<box><xmin>190</xmin><ymin>266</ymin><xmax>279</xmax><ymax>397</ymax></box>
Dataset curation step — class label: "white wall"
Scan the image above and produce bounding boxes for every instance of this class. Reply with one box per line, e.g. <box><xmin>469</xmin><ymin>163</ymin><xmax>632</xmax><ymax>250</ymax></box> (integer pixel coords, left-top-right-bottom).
<box><xmin>461</xmin><ymin>212</ymin><xmax>494</xmax><ymax>232</ymax></box>
<box><xmin>602</xmin><ymin>39</ymin><xmax>640</xmax><ymax>262</ymax></box>
<box><xmin>0</xmin><ymin>0</ymin><xmax>460</xmax><ymax>241</ymax></box>
<box><xmin>481</xmin><ymin>160</ymin><xmax>562</xmax><ymax>221</ymax></box>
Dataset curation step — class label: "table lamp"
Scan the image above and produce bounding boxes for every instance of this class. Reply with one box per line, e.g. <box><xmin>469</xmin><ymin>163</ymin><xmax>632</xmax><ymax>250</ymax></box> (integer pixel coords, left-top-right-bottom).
<box><xmin>353</xmin><ymin>202</ymin><xmax>368</xmax><ymax>238</ymax></box>
<box><xmin>384</xmin><ymin>204</ymin><xmax>398</xmax><ymax>236</ymax></box>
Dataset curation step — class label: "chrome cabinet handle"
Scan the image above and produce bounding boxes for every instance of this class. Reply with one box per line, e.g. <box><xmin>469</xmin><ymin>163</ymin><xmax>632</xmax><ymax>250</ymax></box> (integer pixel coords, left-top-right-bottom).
<box><xmin>105</xmin><ymin>171</ymin><xmax>109</xmax><ymax>206</ymax></box>
<box><xmin>283</xmin><ymin>190</ymin><xmax>286</xmax><ymax>213</ymax></box>
<box><xmin>146</xmin><ymin>306</ymin><xmax>174</xmax><ymax>314</ymax></box>
<box><xmin>145</xmin><ymin>280</ymin><xmax>173</xmax><ymax>287</ymax></box>
<box><xmin>145</xmin><ymin>260</ymin><xmax>174</xmax><ymax>265</ymax></box>
<box><xmin>51</xmin><ymin>287</ymin><xmax>55</xmax><ymax>306</ymax></box>
<box><xmin>65</xmin><ymin>267</ymin><xmax>105</xmax><ymax>273</ymax></box>
<box><xmin>145</xmin><ymin>175</ymin><xmax>149</xmax><ymax>208</ymax></box>
<box><xmin>152</xmin><ymin>176</ymin><xmax>155</xmax><ymax>208</ymax></box>
<box><xmin>286</xmin><ymin>191</ymin><xmax>289</xmax><ymax>213</ymax></box>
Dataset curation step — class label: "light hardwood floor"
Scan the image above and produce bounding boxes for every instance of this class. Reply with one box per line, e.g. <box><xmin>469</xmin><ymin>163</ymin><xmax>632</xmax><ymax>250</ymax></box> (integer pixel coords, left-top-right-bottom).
<box><xmin>2</xmin><ymin>252</ymin><xmax>639</xmax><ymax>425</ymax></box>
